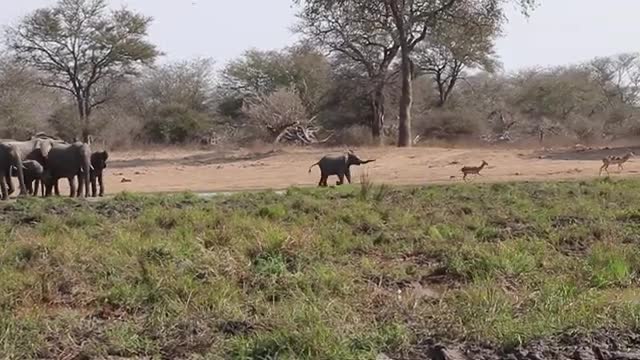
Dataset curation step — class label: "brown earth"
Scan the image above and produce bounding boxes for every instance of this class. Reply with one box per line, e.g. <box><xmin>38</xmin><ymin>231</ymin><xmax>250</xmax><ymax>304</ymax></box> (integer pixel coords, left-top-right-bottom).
<box><xmin>71</xmin><ymin>144</ymin><xmax>640</xmax><ymax>196</ymax></box>
<box><xmin>410</xmin><ymin>329</ymin><xmax>640</xmax><ymax>360</ymax></box>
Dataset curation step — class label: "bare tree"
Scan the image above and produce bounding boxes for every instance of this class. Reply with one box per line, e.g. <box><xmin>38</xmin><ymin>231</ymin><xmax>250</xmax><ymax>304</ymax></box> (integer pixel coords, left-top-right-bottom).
<box><xmin>384</xmin><ymin>0</ymin><xmax>537</xmax><ymax>146</ymax></box>
<box><xmin>589</xmin><ymin>53</ymin><xmax>640</xmax><ymax>107</ymax></box>
<box><xmin>296</xmin><ymin>0</ymin><xmax>399</xmax><ymax>142</ymax></box>
<box><xmin>140</xmin><ymin>58</ymin><xmax>215</xmax><ymax>113</ymax></box>
<box><xmin>413</xmin><ymin>1</ymin><xmax>502</xmax><ymax>107</ymax></box>
<box><xmin>5</xmin><ymin>0</ymin><xmax>159</xmax><ymax>142</ymax></box>
<box><xmin>0</xmin><ymin>57</ymin><xmax>58</xmax><ymax>139</ymax></box>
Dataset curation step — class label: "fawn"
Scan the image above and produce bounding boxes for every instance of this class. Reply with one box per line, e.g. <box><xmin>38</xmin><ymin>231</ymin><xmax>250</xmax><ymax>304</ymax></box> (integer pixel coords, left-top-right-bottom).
<box><xmin>461</xmin><ymin>160</ymin><xmax>488</xmax><ymax>181</ymax></box>
<box><xmin>599</xmin><ymin>152</ymin><xmax>635</xmax><ymax>176</ymax></box>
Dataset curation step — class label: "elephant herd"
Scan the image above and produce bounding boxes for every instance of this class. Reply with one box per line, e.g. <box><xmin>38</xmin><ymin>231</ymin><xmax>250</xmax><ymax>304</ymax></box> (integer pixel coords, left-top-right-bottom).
<box><xmin>0</xmin><ymin>134</ymin><xmax>377</xmax><ymax>200</ymax></box>
<box><xmin>0</xmin><ymin>133</ymin><xmax>108</xmax><ymax>200</ymax></box>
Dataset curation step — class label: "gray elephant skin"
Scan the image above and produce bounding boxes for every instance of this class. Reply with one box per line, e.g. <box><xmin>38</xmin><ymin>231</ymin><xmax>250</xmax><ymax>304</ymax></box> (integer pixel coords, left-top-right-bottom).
<box><xmin>42</xmin><ymin>141</ymin><xmax>92</xmax><ymax>198</ymax></box>
<box><xmin>10</xmin><ymin>160</ymin><xmax>45</xmax><ymax>196</ymax></box>
<box><xmin>0</xmin><ymin>134</ymin><xmax>66</xmax><ymax>198</ymax></box>
<box><xmin>308</xmin><ymin>152</ymin><xmax>375</xmax><ymax>186</ymax></box>
<box><xmin>0</xmin><ymin>143</ymin><xmax>25</xmax><ymax>199</ymax></box>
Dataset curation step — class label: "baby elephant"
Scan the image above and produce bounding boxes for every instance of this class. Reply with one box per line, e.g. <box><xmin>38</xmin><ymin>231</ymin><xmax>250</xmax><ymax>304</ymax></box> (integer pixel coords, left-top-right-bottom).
<box><xmin>11</xmin><ymin>160</ymin><xmax>45</xmax><ymax>196</ymax></box>
<box><xmin>90</xmin><ymin>150</ymin><xmax>108</xmax><ymax>197</ymax></box>
<box><xmin>309</xmin><ymin>151</ymin><xmax>375</xmax><ymax>187</ymax></box>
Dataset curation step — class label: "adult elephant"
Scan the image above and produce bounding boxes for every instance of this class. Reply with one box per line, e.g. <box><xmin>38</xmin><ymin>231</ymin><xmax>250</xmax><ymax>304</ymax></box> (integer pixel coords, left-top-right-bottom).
<box><xmin>41</xmin><ymin>141</ymin><xmax>91</xmax><ymax>198</ymax></box>
<box><xmin>0</xmin><ymin>143</ymin><xmax>25</xmax><ymax>199</ymax></box>
<box><xmin>0</xmin><ymin>134</ymin><xmax>64</xmax><ymax>197</ymax></box>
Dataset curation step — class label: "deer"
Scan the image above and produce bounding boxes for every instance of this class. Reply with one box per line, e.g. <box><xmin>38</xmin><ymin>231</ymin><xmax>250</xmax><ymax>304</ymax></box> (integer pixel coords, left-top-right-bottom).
<box><xmin>461</xmin><ymin>160</ymin><xmax>488</xmax><ymax>181</ymax></box>
<box><xmin>599</xmin><ymin>152</ymin><xmax>635</xmax><ymax>176</ymax></box>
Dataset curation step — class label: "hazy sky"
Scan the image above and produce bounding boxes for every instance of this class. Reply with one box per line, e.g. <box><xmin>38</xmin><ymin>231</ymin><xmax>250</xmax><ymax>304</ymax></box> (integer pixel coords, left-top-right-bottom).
<box><xmin>2</xmin><ymin>0</ymin><xmax>639</xmax><ymax>72</ymax></box>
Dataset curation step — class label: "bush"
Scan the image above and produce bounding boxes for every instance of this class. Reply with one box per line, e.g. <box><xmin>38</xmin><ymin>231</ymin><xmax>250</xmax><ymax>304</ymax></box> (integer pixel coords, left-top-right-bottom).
<box><xmin>243</xmin><ymin>87</ymin><xmax>310</xmax><ymax>140</ymax></box>
<box><xmin>142</xmin><ymin>104</ymin><xmax>211</xmax><ymax>144</ymax></box>
<box><xmin>329</xmin><ymin>125</ymin><xmax>376</xmax><ymax>146</ymax></box>
<box><xmin>413</xmin><ymin>109</ymin><xmax>485</xmax><ymax>142</ymax></box>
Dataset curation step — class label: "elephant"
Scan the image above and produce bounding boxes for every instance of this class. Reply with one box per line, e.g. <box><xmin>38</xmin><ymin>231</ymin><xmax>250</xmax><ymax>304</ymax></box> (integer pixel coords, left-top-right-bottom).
<box><xmin>0</xmin><ymin>135</ymin><xmax>66</xmax><ymax>197</ymax></box>
<box><xmin>0</xmin><ymin>143</ymin><xmax>25</xmax><ymax>200</ymax></box>
<box><xmin>308</xmin><ymin>151</ymin><xmax>375</xmax><ymax>187</ymax></box>
<box><xmin>41</xmin><ymin>141</ymin><xmax>92</xmax><ymax>198</ymax></box>
<box><xmin>10</xmin><ymin>160</ymin><xmax>45</xmax><ymax>196</ymax></box>
<box><xmin>89</xmin><ymin>151</ymin><xmax>108</xmax><ymax>197</ymax></box>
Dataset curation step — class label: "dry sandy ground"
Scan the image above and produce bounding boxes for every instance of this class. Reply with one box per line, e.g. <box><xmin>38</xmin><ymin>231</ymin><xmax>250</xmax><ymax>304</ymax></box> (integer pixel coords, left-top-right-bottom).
<box><xmin>65</xmin><ymin>144</ymin><xmax>640</xmax><ymax>195</ymax></box>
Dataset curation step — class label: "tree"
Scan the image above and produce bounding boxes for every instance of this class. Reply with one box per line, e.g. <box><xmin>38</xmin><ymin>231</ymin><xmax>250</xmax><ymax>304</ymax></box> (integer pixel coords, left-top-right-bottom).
<box><xmin>132</xmin><ymin>58</ymin><xmax>216</xmax><ymax>144</ymax></box>
<box><xmin>218</xmin><ymin>45</ymin><xmax>331</xmax><ymax>118</ymax></box>
<box><xmin>140</xmin><ymin>58</ymin><xmax>215</xmax><ymax>113</ymax></box>
<box><xmin>413</xmin><ymin>1</ymin><xmax>501</xmax><ymax>107</ymax></box>
<box><xmin>589</xmin><ymin>53</ymin><xmax>640</xmax><ymax>107</ymax></box>
<box><xmin>220</xmin><ymin>49</ymin><xmax>294</xmax><ymax>98</ymax></box>
<box><xmin>296</xmin><ymin>0</ymin><xmax>399</xmax><ymax>142</ymax></box>
<box><xmin>384</xmin><ymin>0</ymin><xmax>537</xmax><ymax>146</ymax></box>
<box><xmin>5</xmin><ymin>0</ymin><xmax>159</xmax><ymax>142</ymax></box>
<box><xmin>0</xmin><ymin>57</ymin><xmax>59</xmax><ymax>139</ymax></box>
<box><xmin>295</xmin><ymin>0</ymin><xmax>536</xmax><ymax>147</ymax></box>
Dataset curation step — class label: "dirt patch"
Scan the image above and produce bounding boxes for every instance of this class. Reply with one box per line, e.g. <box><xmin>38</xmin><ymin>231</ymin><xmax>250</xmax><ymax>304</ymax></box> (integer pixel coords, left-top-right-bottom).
<box><xmin>411</xmin><ymin>329</ymin><xmax>640</xmax><ymax>360</ymax></box>
<box><xmin>27</xmin><ymin>145</ymin><xmax>640</xmax><ymax>196</ymax></box>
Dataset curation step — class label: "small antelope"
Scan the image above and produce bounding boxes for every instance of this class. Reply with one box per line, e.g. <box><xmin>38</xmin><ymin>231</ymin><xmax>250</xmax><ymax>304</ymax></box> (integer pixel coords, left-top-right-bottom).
<box><xmin>599</xmin><ymin>152</ymin><xmax>635</xmax><ymax>176</ymax></box>
<box><xmin>461</xmin><ymin>160</ymin><xmax>488</xmax><ymax>181</ymax></box>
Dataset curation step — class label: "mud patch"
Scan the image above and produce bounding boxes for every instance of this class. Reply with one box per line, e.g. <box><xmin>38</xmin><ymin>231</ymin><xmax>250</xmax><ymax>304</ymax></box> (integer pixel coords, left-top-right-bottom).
<box><xmin>409</xmin><ymin>329</ymin><xmax>640</xmax><ymax>360</ymax></box>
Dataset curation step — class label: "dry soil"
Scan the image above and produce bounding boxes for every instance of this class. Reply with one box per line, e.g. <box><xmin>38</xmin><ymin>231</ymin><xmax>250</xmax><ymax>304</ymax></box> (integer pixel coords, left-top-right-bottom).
<box><xmin>76</xmin><ymin>144</ymin><xmax>640</xmax><ymax>195</ymax></box>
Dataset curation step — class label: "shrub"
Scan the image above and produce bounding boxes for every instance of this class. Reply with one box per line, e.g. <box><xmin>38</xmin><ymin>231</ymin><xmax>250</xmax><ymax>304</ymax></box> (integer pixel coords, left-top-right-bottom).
<box><xmin>142</xmin><ymin>104</ymin><xmax>211</xmax><ymax>144</ymax></box>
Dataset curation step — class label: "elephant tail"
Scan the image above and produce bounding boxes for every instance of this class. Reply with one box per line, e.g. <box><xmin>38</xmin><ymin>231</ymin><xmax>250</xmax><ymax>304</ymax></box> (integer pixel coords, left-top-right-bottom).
<box><xmin>308</xmin><ymin>162</ymin><xmax>319</xmax><ymax>173</ymax></box>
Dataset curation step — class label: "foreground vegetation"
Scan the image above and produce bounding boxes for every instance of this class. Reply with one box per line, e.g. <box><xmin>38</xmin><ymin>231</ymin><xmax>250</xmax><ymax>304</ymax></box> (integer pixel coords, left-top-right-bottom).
<box><xmin>3</xmin><ymin>179</ymin><xmax>640</xmax><ymax>358</ymax></box>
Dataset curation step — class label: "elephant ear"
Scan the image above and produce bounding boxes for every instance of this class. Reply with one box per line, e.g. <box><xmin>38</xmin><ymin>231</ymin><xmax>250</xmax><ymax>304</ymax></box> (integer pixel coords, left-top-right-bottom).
<box><xmin>36</xmin><ymin>139</ymin><xmax>53</xmax><ymax>159</ymax></box>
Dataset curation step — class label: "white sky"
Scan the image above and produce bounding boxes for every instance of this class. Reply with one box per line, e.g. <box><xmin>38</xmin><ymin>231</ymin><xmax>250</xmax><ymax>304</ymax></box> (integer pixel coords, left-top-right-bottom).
<box><xmin>2</xmin><ymin>0</ymin><xmax>639</xmax><ymax>72</ymax></box>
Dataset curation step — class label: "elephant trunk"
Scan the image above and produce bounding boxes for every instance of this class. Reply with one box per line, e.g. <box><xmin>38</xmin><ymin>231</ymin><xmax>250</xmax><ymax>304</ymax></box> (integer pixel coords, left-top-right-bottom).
<box><xmin>81</xmin><ymin>145</ymin><xmax>91</xmax><ymax>197</ymax></box>
<box><xmin>360</xmin><ymin>159</ymin><xmax>376</xmax><ymax>165</ymax></box>
<box><xmin>10</xmin><ymin>145</ymin><xmax>27</xmax><ymax>196</ymax></box>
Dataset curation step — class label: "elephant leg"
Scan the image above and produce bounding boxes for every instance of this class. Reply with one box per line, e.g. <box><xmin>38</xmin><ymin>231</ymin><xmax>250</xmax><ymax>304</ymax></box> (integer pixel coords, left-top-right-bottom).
<box><xmin>319</xmin><ymin>170</ymin><xmax>328</xmax><ymax>187</ymax></box>
<box><xmin>5</xmin><ymin>174</ymin><xmax>14</xmax><ymax>195</ymax></box>
<box><xmin>0</xmin><ymin>175</ymin><xmax>7</xmax><ymax>200</ymax></box>
<box><xmin>345</xmin><ymin>169</ymin><xmax>352</xmax><ymax>184</ymax></box>
<box><xmin>24</xmin><ymin>177</ymin><xmax>33</xmax><ymax>195</ymax></box>
<box><xmin>76</xmin><ymin>174</ymin><xmax>83</xmax><ymax>198</ymax></box>
<box><xmin>337</xmin><ymin>173</ymin><xmax>345</xmax><ymax>185</ymax></box>
<box><xmin>54</xmin><ymin>179</ymin><xmax>60</xmax><ymax>196</ymax></box>
<box><xmin>90</xmin><ymin>173</ymin><xmax>97</xmax><ymax>197</ymax></box>
<box><xmin>44</xmin><ymin>176</ymin><xmax>54</xmax><ymax>197</ymax></box>
<box><xmin>33</xmin><ymin>179</ymin><xmax>40</xmax><ymax>196</ymax></box>
<box><xmin>98</xmin><ymin>173</ymin><xmax>104</xmax><ymax>197</ymax></box>
<box><xmin>68</xmin><ymin>177</ymin><xmax>76</xmax><ymax>198</ymax></box>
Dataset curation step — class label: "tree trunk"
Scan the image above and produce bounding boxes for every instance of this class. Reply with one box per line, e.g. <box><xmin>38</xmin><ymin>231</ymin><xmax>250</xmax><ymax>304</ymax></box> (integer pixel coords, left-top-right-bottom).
<box><xmin>436</xmin><ymin>78</ymin><xmax>446</xmax><ymax>108</ymax></box>
<box><xmin>371</xmin><ymin>85</ymin><xmax>385</xmax><ymax>145</ymax></box>
<box><xmin>81</xmin><ymin>116</ymin><xmax>90</xmax><ymax>144</ymax></box>
<box><xmin>397</xmin><ymin>46</ymin><xmax>413</xmax><ymax>147</ymax></box>
<box><xmin>75</xmin><ymin>94</ymin><xmax>90</xmax><ymax>143</ymax></box>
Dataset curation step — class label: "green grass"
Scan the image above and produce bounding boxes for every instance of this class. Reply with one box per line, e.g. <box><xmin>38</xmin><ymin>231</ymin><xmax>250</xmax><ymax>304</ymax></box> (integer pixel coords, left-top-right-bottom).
<box><xmin>3</xmin><ymin>179</ymin><xmax>640</xmax><ymax>358</ymax></box>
